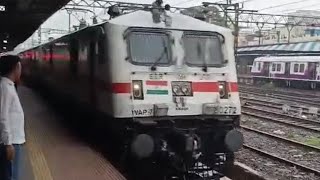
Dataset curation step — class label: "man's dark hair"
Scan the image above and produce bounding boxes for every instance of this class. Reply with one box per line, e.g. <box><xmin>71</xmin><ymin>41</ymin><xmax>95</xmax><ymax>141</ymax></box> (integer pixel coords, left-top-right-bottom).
<box><xmin>0</xmin><ymin>55</ymin><xmax>21</xmax><ymax>76</ymax></box>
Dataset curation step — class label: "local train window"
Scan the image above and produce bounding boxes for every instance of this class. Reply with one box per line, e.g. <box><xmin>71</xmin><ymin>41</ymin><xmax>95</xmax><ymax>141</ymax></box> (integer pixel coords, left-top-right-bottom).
<box><xmin>276</xmin><ymin>64</ymin><xmax>281</xmax><ymax>71</ymax></box>
<box><xmin>293</xmin><ymin>63</ymin><xmax>305</xmax><ymax>73</ymax></box>
<box><xmin>272</xmin><ymin>64</ymin><xmax>276</xmax><ymax>71</ymax></box>
<box><xmin>299</xmin><ymin>64</ymin><xmax>305</xmax><ymax>73</ymax></box>
<box><xmin>257</xmin><ymin>62</ymin><xmax>261</xmax><ymax>71</ymax></box>
<box><xmin>183</xmin><ymin>34</ymin><xmax>223</xmax><ymax>66</ymax></box>
<box><xmin>294</xmin><ymin>64</ymin><xmax>299</xmax><ymax>72</ymax></box>
<box><xmin>128</xmin><ymin>32</ymin><xmax>171</xmax><ymax>65</ymax></box>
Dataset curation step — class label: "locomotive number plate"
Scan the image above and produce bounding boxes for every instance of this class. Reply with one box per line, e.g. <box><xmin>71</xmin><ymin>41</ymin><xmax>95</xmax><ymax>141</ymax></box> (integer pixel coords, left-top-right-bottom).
<box><xmin>132</xmin><ymin>109</ymin><xmax>153</xmax><ymax>117</ymax></box>
<box><xmin>214</xmin><ymin>106</ymin><xmax>237</xmax><ymax>114</ymax></box>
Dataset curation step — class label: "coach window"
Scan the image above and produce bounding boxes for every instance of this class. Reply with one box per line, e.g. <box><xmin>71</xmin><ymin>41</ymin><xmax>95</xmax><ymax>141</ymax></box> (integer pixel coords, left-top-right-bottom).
<box><xmin>291</xmin><ymin>63</ymin><xmax>306</xmax><ymax>74</ymax></box>
<box><xmin>271</xmin><ymin>63</ymin><xmax>283</xmax><ymax>73</ymax></box>
<box><xmin>272</xmin><ymin>63</ymin><xmax>276</xmax><ymax>71</ymax></box>
<box><xmin>252</xmin><ymin>62</ymin><xmax>262</xmax><ymax>72</ymax></box>
<box><xmin>276</xmin><ymin>63</ymin><xmax>281</xmax><ymax>72</ymax></box>
<box><xmin>293</xmin><ymin>64</ymin><xmax>305</xmax><ymax>73</ymax></box>
<box><xmin>299</xmin><ymin>64</ymin><xmax>305</xmax><ymax>73</ymax></box>
<box><xmin>257</xmin><ymin>62</ymin><xmax>261</xmax><ymax>71</ymax></box>
<box><xmin>128</xmin><ymin>31</ymin><xmax>171</xmax><ymax>65</ymax></box>
<box><xmin>294</xmin><ymin>64</ymin><xmax>299</xmax><ymax>72</ymax></box>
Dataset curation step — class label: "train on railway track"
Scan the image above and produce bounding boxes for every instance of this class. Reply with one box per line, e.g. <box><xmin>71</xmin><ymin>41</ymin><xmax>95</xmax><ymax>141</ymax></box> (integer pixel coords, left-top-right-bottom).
<box><xmin>18</xmin><ymin>2</ymin><xmax>243</xmax><ymax>179</ymax></box>
<box><xmin>251</xmin><ymin>56</ymin><xmax>320</xmax><ymax>89</ymax></box>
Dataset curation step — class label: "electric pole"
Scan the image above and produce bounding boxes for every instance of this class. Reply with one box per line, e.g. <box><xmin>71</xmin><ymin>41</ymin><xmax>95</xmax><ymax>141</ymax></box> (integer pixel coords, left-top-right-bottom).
<box><xmin>202</xmin><ymin>2</ymin><xmax>257</xmax><ymax>51</ymax></box>
<box><xmin>38</xmin><ymin>26</ymin><xmax>42</xmax><ymax>45</ymax></box>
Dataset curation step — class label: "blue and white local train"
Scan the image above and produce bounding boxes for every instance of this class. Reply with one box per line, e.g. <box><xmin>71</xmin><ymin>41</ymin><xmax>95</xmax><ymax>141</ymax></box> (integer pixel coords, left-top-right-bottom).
<box><xmin>19</xmin><ymin>4</ymin><xmax>243</xmax><ymax>179</ymax></box>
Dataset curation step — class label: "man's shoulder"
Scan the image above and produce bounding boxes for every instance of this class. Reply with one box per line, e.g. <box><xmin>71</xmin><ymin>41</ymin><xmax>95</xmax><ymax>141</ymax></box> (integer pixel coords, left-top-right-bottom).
<box><xmin>0</xmin><ymin>80</ymin><xmax>15</xmax><ymax>94</ymax></box>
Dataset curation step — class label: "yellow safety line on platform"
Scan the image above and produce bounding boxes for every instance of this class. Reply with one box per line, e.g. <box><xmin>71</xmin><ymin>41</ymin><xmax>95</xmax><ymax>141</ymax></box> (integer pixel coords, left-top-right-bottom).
<box><xmin>26</xmin><ymin>119</ymin><xmax>54</xmax><ymax>180</ymax></box>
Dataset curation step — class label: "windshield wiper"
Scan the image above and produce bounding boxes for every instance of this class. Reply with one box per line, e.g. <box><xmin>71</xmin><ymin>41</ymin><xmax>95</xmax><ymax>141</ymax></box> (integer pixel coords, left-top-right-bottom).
<box><xmin>197</xmin><ymin>42</ymin><xmax>207</xmax><ymax>72</ymax></box>
<box><xmin>151</xmin><ymin>39</ymin><xmax>168</xmax><ymax>71</ymax></box>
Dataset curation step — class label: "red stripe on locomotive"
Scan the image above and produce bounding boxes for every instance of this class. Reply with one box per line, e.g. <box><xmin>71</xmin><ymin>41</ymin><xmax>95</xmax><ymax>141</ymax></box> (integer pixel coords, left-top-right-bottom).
<box><xmin>111</xmin><ymin>82</ymin><xmax>238</xmax><ymax>94</ymax></box>
<box><xmin>112</xmin><ymin>83</ymin><xmax>131</xmax><ymax>94</ymax></box>
<box><xmin>192</xmin><ymin>82</ymin><xmax>219</xmax><ymax>92</ymax></box>
<box><xmin>228</xmin><ymin>82</ymin><xmax>238</xmax><ymax>92</ymax></box>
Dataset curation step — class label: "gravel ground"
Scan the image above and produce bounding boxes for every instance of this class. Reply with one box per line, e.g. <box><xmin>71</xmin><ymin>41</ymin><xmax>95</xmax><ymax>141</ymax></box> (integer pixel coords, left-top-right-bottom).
<box><xmin>235</xmin><ymin>149</ymin><xmax>318</xmax><ymax>180</ymax></box>
<box><xmin>241</xmin><ymin>115</ymin><xmax>320</xmax><ymax>145</ymax></box>
<box><xmin>242</xmin><ymin>129</ymin><xmax>320</xmax><ymax>171</ymax></box>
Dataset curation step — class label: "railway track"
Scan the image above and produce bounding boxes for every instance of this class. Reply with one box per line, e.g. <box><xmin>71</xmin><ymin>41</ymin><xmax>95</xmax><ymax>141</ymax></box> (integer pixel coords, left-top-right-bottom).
<box><xmin>238</xmin><ymin>85</ymin><xmax>320</xmax><ymax>178</ymax></box>
<box><xmin>242</xmin><ymin>106</ymin><xmax>320</xmax><ymax>132</ymax></box>
<box><xmin>239</xmin><ymin>90</ymin><xmax>320</xmax><ymax>107</ymax></box>
<box><xmin>240</xmin><ymin>96</ymin><xmax>320</xmax><ymax>116</ymax></box>
<box><xmin>241</xmin><ymin>126</ymin><xmax>320</xmax><ymax>153</ymax></box>
<box><xmin>241</xmin><ymin>126</ymin><xmax>320</xmax><ymax>177</ymax></box>
<box><xmin>239</xmin><ymin>84</ymin><xmax>320</xmax><ymax>99</ymax></box>
<box><xmin>242</xmin><ymin>145</ymin><xmax>320</xmax><ymax>176</ymax></box>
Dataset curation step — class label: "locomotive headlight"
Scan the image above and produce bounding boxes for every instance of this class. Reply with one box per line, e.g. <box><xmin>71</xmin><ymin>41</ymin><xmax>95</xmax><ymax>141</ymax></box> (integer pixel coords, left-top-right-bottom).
<box><xmin>182</xmin><ymin>86</ymin><xmax>190</xmax><ymax>94</ymax></box>
<box><xmin>133</xmin><ymin>84</ymin><xmax>140</xmax><ymax>90</ymax></box>
<box><xmin>219</xmin><ymin>81</ymin><xmax>228</xmax><ymax>99</ymax></box>
<box><xmin>172</xmin><ymin>81</ymin><xmax>192</xmax><ymax>96</ymax></box>
<box><xmin>172</xmin><ymin>85</ymin><xmax>181</xmax><ymax>95</ymax></box>
<box><xmin>132</xmin><ymin>80</ymin><xmax>144</xmax><ymax>100</ymax></box>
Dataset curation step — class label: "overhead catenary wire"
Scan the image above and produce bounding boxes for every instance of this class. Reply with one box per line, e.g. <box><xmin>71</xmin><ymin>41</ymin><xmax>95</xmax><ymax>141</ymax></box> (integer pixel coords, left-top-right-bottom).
<box><xmin>258</xmin><ymin>0</ymin><xmax>314</xmax><ymax>11</ymax></box>
<box><xmin>173</xmin><ymin>0</ymin><xmax>223</xmax><ymax>6</ymax></box>
<box><xmin>240</xmin><ymin>0</ymin><xmax>258</xmax><ymax>3</ymax></box>
<box><xmin>172</xmin><ymin>0</ymin><xmax>197</xmax><ymax>6</ymax></box>
<box><xmin>282</xmin><ymin>2</ymin><xmax>320</xmax><ymax>13</ymax></box>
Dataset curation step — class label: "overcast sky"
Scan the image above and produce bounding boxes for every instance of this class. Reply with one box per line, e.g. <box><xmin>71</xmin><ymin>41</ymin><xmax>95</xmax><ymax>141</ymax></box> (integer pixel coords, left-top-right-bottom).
<box><xmin>16</xmin><ymin>0</ymin><xmax>320</xmax><ymax>49</ymax></box>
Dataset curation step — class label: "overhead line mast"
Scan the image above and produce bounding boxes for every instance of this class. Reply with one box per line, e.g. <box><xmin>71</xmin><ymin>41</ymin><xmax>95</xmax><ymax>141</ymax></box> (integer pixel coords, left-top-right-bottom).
<box><xmin>64</xmin><ymin>1</ymin><xmax>320</xmax><ymax>47</ymax></box>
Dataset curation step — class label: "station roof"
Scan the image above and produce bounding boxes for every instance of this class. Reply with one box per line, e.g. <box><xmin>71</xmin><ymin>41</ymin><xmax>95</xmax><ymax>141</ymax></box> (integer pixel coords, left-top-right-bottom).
<box><xmin>237</xmin><ymin>41</ymin><xmax>320</xmax><ymax>56</ymax></box>
<box><xmin>0</xmin><ymin>0</ymin><xmax>70</xmax><ymax>53</ymax></box>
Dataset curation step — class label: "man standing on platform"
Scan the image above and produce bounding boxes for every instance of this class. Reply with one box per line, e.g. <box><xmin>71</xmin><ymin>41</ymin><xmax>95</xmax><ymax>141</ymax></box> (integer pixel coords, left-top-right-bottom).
<box><xmin>0</xmin><ymin>55</ymin><xmax>25</xmax><ymax>180</ymax></box>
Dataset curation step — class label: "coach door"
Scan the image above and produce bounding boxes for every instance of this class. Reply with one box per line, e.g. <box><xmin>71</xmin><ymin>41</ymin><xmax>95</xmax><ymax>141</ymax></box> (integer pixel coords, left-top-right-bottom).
<box><xmin>263</xmin><ymin>62</ymin><xmax>270</xmax><ymax>76</ymax></box>
<box><xmin>285</xmin><ymin>62</ymin><xmax>290</xmax><ymax>76</ymax></box>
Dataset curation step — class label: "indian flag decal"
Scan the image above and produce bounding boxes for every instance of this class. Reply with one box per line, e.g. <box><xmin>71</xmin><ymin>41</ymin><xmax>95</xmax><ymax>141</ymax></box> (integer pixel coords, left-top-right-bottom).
<box><xmin>145</xmin><ymin>80</ymin><xmax>168</xmax><ymax>95</ymax></box>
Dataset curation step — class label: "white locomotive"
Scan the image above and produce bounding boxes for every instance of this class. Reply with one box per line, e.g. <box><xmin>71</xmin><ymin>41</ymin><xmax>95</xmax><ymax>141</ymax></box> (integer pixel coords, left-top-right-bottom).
<box><xmin>19</xmin><ymin>2</ymin><xmax>243</xmax><ymax>179</ymax></box>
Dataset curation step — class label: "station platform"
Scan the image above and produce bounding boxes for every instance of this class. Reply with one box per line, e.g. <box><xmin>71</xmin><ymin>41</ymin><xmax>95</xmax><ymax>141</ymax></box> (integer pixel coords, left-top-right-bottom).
<box><xmin>17</xmin><ymin>86</ymin><xmax>126</xmax><ymax>180</ymax></box>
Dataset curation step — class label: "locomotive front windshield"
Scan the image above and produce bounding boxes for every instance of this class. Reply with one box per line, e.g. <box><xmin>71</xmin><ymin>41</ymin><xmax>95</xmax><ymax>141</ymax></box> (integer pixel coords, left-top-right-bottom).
<box><xmin>183</xmin><ymin>34</ymin><xmax>224</xmax><ymax>66</ymax></box>
<box><xmin>128</xmin><ymin>32</ymin><xmax>171</xmax><ymax>65</ymax></box>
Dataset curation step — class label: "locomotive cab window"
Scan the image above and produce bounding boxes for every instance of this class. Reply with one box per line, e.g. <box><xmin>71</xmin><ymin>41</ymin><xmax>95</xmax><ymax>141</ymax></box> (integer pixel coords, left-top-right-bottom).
<box><xmin>182</xmin><ymin>33</ymin><xmax>224</xmax><ymax>66</ymax></box>
<box><xmin>127</xmin><ymin>31</ymin><xmax>171</xmax><ymax>65</ymax></box>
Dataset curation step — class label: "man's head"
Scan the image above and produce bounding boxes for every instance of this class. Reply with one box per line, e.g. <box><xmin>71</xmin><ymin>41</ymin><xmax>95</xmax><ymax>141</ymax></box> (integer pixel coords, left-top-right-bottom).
<box><xmin>0</xmin><ymin>55</ymin><xmax>22</xmax><ymax>83</ymax></box>
<box><xmin>156</xmin><ymin>0</ymin><xmax>163</xmax><ymax>6</ymax></box>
